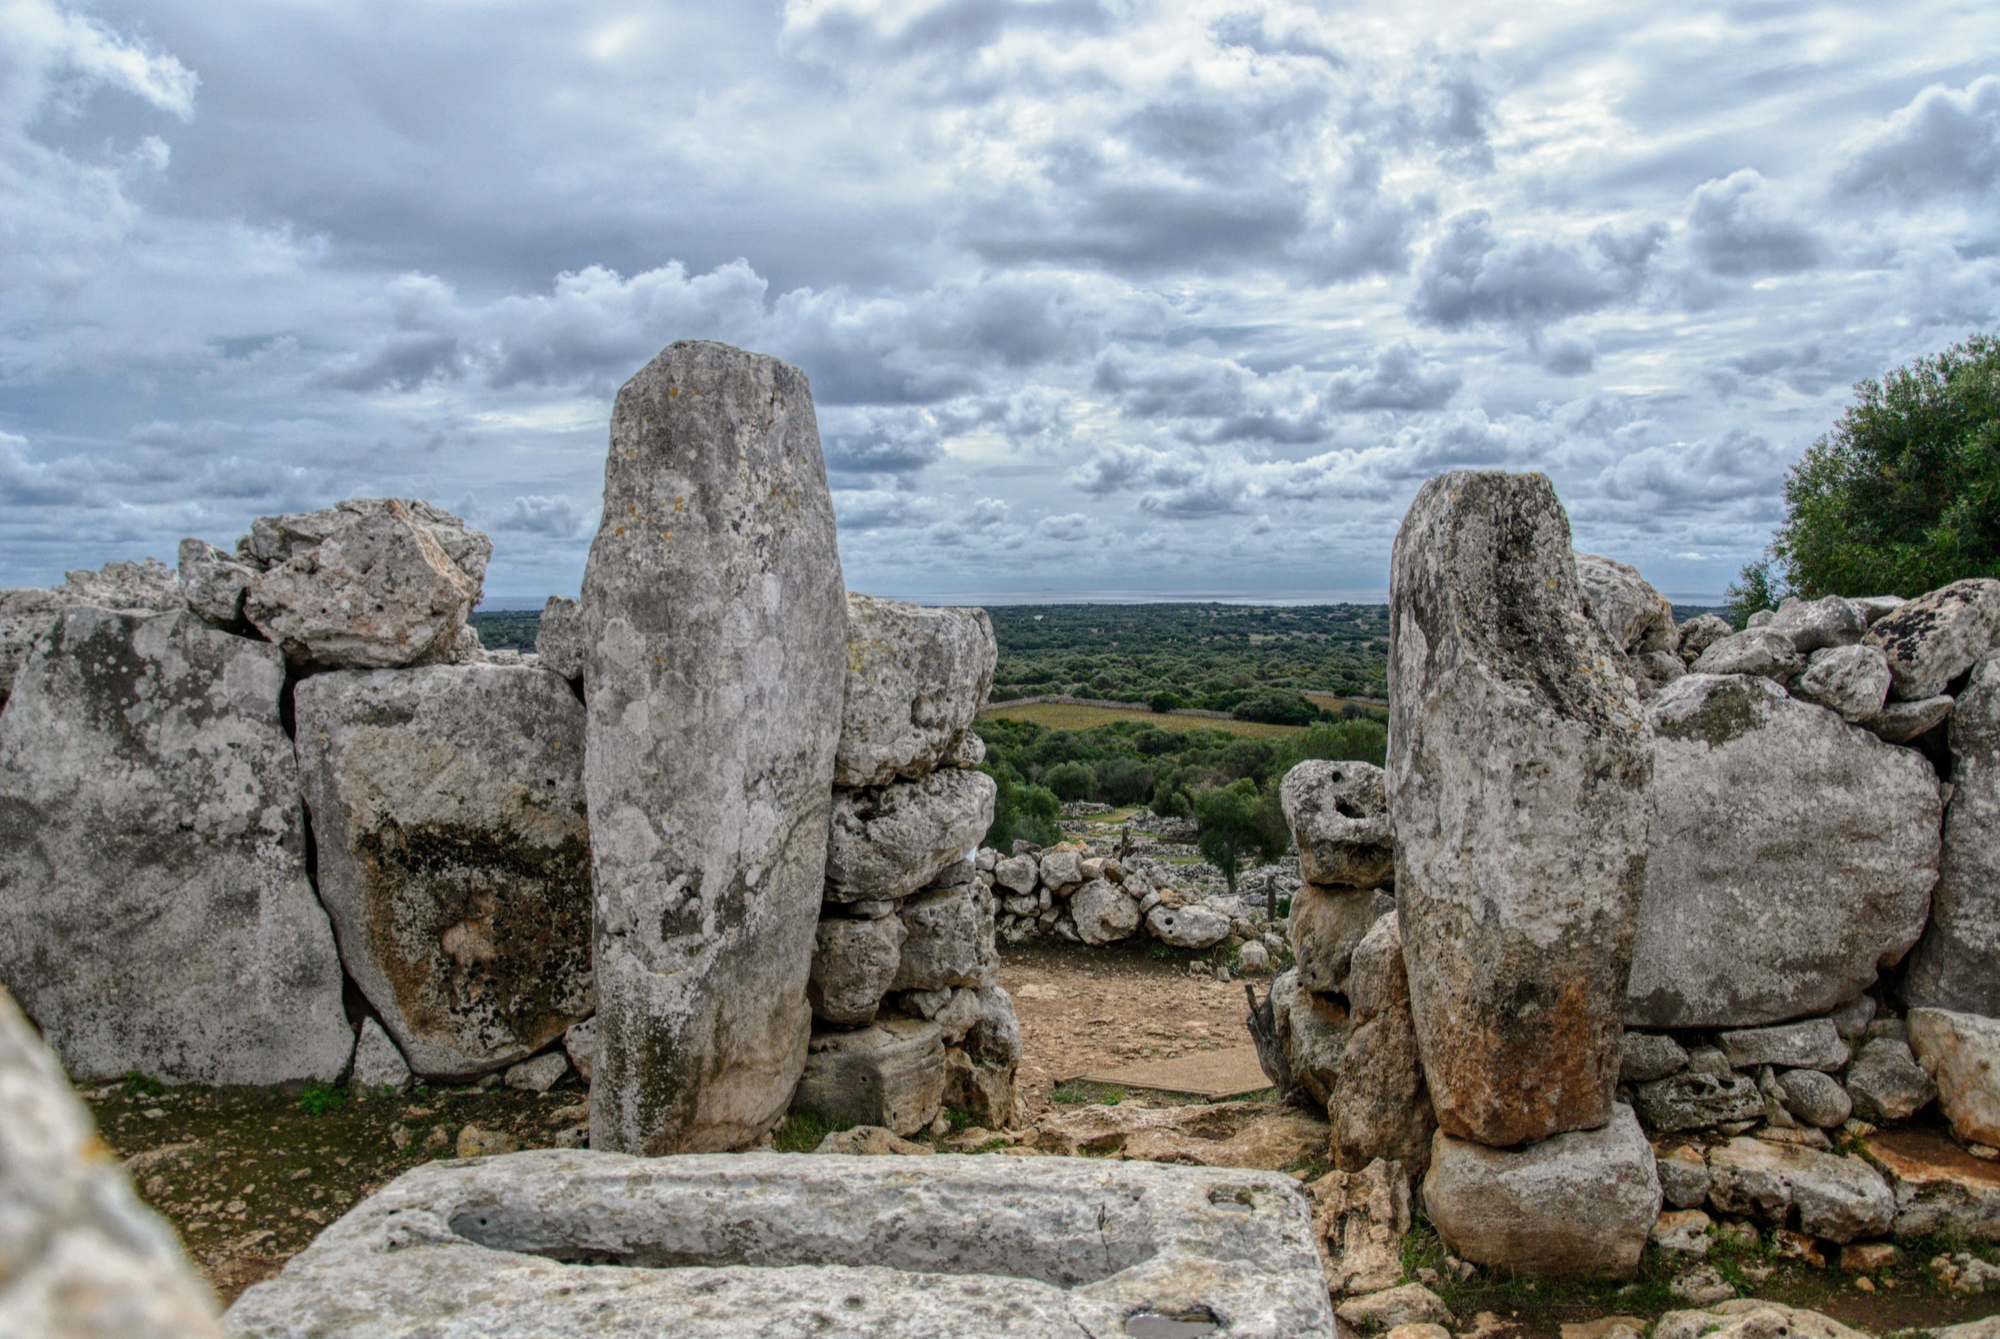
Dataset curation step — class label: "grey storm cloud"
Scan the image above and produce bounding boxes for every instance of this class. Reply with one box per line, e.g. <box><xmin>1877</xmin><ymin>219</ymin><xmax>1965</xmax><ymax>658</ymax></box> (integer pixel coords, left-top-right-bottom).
<box><xmin>2</xmin><ymin>0</ymin><xmax>1997</xmax><ymax>602</ymax></box>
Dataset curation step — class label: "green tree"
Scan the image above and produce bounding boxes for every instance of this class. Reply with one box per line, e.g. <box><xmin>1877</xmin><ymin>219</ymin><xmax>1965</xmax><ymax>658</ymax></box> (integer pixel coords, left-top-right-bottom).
<box><xmin>1738</xmin><ymin>334</ymin><xmax>2000</xmax><ymax>603</ymax></box>
<box><xmin>1193</xmin><ymin>778</ymin><xmax>1288</xmax><ymax>904</ymax></box>
<box><xmin>1041</xmin><ymin>760</ymin><xmax>1097</xmax><ymax>802</ymax></box>
<box><xmin>982</xmin><ymin>765</ymin><xmax>1060</xmax><ymax>850</ymax></box>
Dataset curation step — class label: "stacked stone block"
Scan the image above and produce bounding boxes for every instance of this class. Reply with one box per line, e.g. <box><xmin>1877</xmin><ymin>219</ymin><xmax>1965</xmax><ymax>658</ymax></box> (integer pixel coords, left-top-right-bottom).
<box><xmin>796</xmin><ymin>592</ymin><xmax>1020</xmax><ymax>1135</ymax></box>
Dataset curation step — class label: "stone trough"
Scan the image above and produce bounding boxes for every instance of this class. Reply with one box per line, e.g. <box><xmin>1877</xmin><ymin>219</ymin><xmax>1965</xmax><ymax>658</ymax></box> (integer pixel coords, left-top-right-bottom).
<box><xmin>224</xmin><ymin>1151</ymin><xmax>1334</xmax><ymax>1338</ymax></box>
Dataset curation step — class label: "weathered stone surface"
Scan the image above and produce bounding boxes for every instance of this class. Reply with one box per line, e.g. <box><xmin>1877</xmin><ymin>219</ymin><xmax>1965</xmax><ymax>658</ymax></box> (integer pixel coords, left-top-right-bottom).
<box><xmin>1335</xmin><ymin>1284</ymin><xmax>1455</xmax><ymax>1333</ymax></box>
<box><xmin>1423</xmin><ymin>1104</ymin><xmax>1660</xmax><ymax>1279</ymax></box>
<box><xmin>890</xmin><ymin>883</ymin><xmax>997</xmax><ymax>991</ymax></box>
<box><xmin>223</xmin><ymin>1150</ymin><xmax>1337</xmax><ymax>1339</ymax></box>
<box><xmin>1023</xmin><ymin>1101</ymin><xmax>1324</xmax><ymax>1169</ymax></box>
<box><xmin>0</xmin><ymin>608</ymin><xmax>350</xmax><ymax>1084</ymax></box>
<box><xmin>1621</xmin><ymin>1032</ymin><xmax>1690</xmax><ymax>1083</ymax></box>
<box><xmin>795</xmin><ymin>1019</ymin><xmax>946</xmax><ymax>1136</ymax></box>
<box><xmin>1037</xmin><ymin>848</ymin><xmax>1084</xmax><ymax>890</ymax></box>
<box><xmin>1654</xmin><ymin>1301</ymin><xmax>1867</xmax><ymax>1339</ymax></box>
<box><xmin>1831</xmin><ymin>994</ymin><xmax>1878</xmax><ymax>1038</ymax></box>
<box><xmin>1272</xmin><ymin>969</ymin><xmax>1347</xmax><ymax>1108</ymax></box>
<box><xmin>1907</xmin><ymin>655</ymin><xmax>2000</xmax><ymax>1015</ymax></box>
<box><xmin>1844</xmin><ymin>1036</ymin><xmax>1936</xmax><ymax>1122</ymax></box>
<box><xmin>295</xmin><ymin>664</ymin><xmax>593</xmax><ymax>1081</ymax></box>
<box><xmin>836</xmin><ymin>594</ymin><xmax>996</xmax><ymax>787</ymax></box>
<box><xmin>1793</xmin><ymin>643</ymin><xmax>1891</xmax><ymax>721</ymax></box>
<box><xmin>1281</xmin><ymin>760</ymin><xmax>1395</xmax><ymax>890</ymax></box>
<box><xmin>178</xmin><ymin>538</ymin><xmax>256</xmax><ymax>630</ymax></box>
<box><xmin>1677</xmin><ymin>614</ymin><xmax>1734</xmax><ymax>663</ymax></box>
<box><xmin>533</xmin><ymin>596</ymin><xmax>584</xmax><ymax>680</ymax></box>
<box><xmin>352</xmin><ymin>1018</ymin><xmax>413</xmax><ymax>1091</ymax></box>
<box><xmin>0</xmin><ymin>587</ymin><xmax>61</xmax><ymax>704</ymax></box>
<box><xmin>1770</xmin><ymin>595</ymin><xmax>1867</xmax><ymax>654</ymax></box>
<box><xmin>1068</xmin><ymin>879</ymin><xmax>1140</xmax><ymax>945</ymax></box>
<box><xmin>1690</xmin><ymin>629</ymin><xmax>1804</xmax><ymax>681</ymax></box>
<box><xmin>1306</xmin><ymin>1159</ymin><xmax>1411</xmax><ymax>1296</ymax></box>
<box><xmin>826</xmin><ymin>769</ymin><xmax>997</xmax><ymax>903</ymax></box>
<box><xmin>814</xmin><ymin>1125</ymin><xmax>933</xmax><ymax>1155</ymax></box>
<box><xmin>1332</xmin><ymin>913</ymin><xmax>1436</xmax><ymax>1176</ymax></box>
<box><xmin>1861</xmin><ymin>1128</ymin><xmax>2000</xmax><ymax>1242</ymax></box>
<box><xmin>809</xmin><ymin>914</ymin><xmax>906</xmax><ymax>1025</ymax></box>
<box><xmin>1777</xmin><ymin>1068</ymin><xmax>1853</xmax><ymax>1128</ymax></box>
<box><xmin>240</xmin><ymin>497</ymin><xmax>490</xmax><ymax>581</ymax></box>
<box><xmin>1863</xmin><ymin>693</ymin><xmax>1955</xmax><ymax>743</ymax></box>
<box><xmin>1629</xmin><ymin>650</ymin><xmax>1687</xmax><ymax>696</ymax></box>
<box><xmin>1576</xmin><ymin>552</ymin><xmax>1677</xmax><ymax>653</ymax></box>
<box><xmin>578</xmin><ymin>342</ymin><xmax>848</xmax><ymax>1156</ymax></box>
<box><xmin>244</xmin><ymin>500</ymin><xmax>486</xmax><ymax>669</ymax></box>
<box><xmin>1632</xmin><ymin>1071</ymin><xmax>1764</xmax><ymax>1134</ymax></box>
<box><xmin>54</xmin><ymin>556</ymin><xmax>182</xmax><ymax>612</ymax></box>
<box><xmin>1628</xmin><ymin>673</ymin><xmax>1941</xmax><ymax>1028</ymax></box>
<box><xmin>1852</xmin><ymin>595</ymin><xmax>1908</xmax><ymax>624</ymax></box>
<box><xmin>1658</xmin><ymin>1145</ymin><xmax>1711</xmax><ymax>1209</ymax></box>
<box><xmin>0</xmin><ymin>987</ymin><xmax>226</xmax><ymax>1337</ymax></box>
<box><xmin>1866</xmin><ymin>578</ymin><xmax>2000</xmax><ymax>700</ymax></box>
<box><xmin>505</xmin><ymin>1052</ymin><xmax>569</xmax><ymax>1093</ymax></box>
<box><xmin>1718</xmin><ymin>1020</ymin><xmax>1848</xmax><ymax>1072</ymax></box>
<box><xmin>1706</xmin><ymin>1137</ymin><xmax>1895</xmax><ymax>1242</ymax></box>
<box><xmin>563</xmin><ymin>1018</ymin><xmax>597</xmax><ymax>1084</ymax></box>
<box><xmin>947</xmin><ymin>730</ymin><xmax>985</xmax><ymax>768</ymax></box>
<box><xmin>1388</xmin><ymin>470</ymin><xmax>1652</xmax><ymax>1146</ymax></box>
<box><xmin>1651</xmin><ymin>1208</ymin><xmax>1712</xmax><ymax>1259</ymax></box>
<box><xmin>1146</xmin><ymin>901</ymin><xmax>1231</xmax><ymax>949</ymax></box>
<box><xmin>1909</xmin><ymin>1008</ymin><xmax>2000</xmax><ymax>1147</ymax></box>
<box><xmin>1290</xmin><ymin>883</ymin><xmax>1383</xmax><ymax>994</ymax></box>
<box><xmin>993</xmin><ymin>853</ymin><xmax>1038</xmax><ymax>895</ymax></box>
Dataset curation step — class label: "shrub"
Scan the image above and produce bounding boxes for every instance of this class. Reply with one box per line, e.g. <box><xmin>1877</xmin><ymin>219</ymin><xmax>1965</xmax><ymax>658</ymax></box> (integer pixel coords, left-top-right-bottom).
<box><xmin>1149</xmin><ymin>690</ymin><xmax>1185</xmax><ymax>712</ymax></box>
<box><xmin>982</xmin><ymin>764</ymin><xmax>1061</xmax><ymax>849</ymax></box>
<box><xmin>1232</xmin><ymin>690</ymin><xmax>1319</xmax><ymax>727</ymax></box>
<box><xmin>1041</xmin><ymin>760</ymin><xmax>1098</xmax><ymax>802</ymax></box>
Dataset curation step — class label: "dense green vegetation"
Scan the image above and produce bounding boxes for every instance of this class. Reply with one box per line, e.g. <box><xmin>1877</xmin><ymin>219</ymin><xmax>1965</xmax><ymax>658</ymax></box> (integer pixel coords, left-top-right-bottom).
<box><xmin>986</xmin><ymin>603</ymin><xmax>1388</xmax><ymax>706</ymax></box>
<box><xmin>1729</xmin><ymin>333</ymin><xmax>2000</xmax><ymax>621</ymax></box>
<box><xmin>468</xmin><ymin>609</ymin><xmax>540</xmax><ymax>651</ymax></box>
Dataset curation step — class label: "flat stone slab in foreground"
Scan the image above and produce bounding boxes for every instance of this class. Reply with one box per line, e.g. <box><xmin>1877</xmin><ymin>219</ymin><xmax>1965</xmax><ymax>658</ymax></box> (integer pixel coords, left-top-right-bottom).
<box><xmin>224</xmin><ymin>1150</ymin><xmax>1335</xmax><ymax>1338</ymax></box>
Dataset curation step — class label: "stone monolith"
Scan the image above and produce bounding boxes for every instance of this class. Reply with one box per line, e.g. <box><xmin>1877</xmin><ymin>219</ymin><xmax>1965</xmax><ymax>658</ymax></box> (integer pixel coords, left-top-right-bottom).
<box><xmin>1905</xmin><ymin>652</ymin><xmax>2000</xmax><ymax>1015</ymax></box>
<box><xmin>578</xmin><ymin>341</ymin><xmax>847</xmax><ymax>1155</ymax></box>
<box><xmin>1388</xmin><ymin>471</ymin><xmax>1652</xmax><ymax>1146</ymax></box>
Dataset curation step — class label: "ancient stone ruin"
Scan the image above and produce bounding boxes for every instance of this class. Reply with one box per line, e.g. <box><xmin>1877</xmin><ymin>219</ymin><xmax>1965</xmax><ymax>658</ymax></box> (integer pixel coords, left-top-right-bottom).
<box><xmin>1260</xmin><ymin>466</ymin><xmax>2000</xmax><ymax>1297</ymax></box>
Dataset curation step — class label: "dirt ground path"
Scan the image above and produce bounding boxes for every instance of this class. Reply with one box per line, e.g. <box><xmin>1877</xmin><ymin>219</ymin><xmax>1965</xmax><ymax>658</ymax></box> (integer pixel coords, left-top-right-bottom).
<box><xmin>999</xmin><ymin>941</ymin><xmax>1270</xmax><ymax>1114</ymax></box>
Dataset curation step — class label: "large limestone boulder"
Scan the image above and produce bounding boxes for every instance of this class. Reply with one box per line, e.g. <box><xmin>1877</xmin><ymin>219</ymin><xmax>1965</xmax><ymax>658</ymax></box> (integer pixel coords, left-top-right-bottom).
<box><xmin>0</xmin><ymin>608</ymin><xmax>351</xmax><ymax>1084</ymax></box>
<box><xmin>1307</xmin><ymin>1159</ymin><xmax>1413</xmax><ymax>1296</ymax></box>
<box><xmin>1909</xmin><ymin>1008</ymin><xmax>2000</xmax><ymax>1148</ymax></box>
<box><xmin>1271</xmin><ymin>968</ymin><xmax>1347</xmax><ymax>1108</ymax></box>
<box><xmin>533</xmin><ymin>596</ymin><xmax>585</xmax><ymax>680</ymax></box>
<box><xmin>578</xmin><ymin>341</ymin><xmax>848</xmax><ymax>1155</ymax></box>
<box><xmin>1690</xmin><ymin>628</ymin><xmax>1804</xmax><ymax>681</ymax></box>
<box><xmin>293</xmin><ymin>664</ymin><xmax>594</xmax><ymax>1081</ymax></box>
<box><xmin>223</xmin><ymin>1151</ymin><xmax>1337</xmax><ymax>1339</ymax></box>
<box><xmin>793</xmin><ymin>1018</ymin><xmax>947</xmax><ymax>1136</ymax></box>
<box><xmin>1289</xmin><ymin>883</ymin><xmax>1388</xmax><ymax>995</ymax></box>
<box><xmin>890</xmin><ymin>882</ymin><xmax>998</xmax><ymax>991</ymax></box>
<box><xmin>0</xmin><ymin>987</ymin><xmax>226</xmax><ymax>1337</ymax></box>
<box><xmin>242</xmin><ymin>499</ymin><xmax>489</xmax><ymax>669</ymax></box>
<box><xmin>1576</xmin><ymin>552</ymin><xmax>1676</xmax><ymax>653</ymax></box>
<box><xmin>1331</xmin><ymin>912</ymin><xmax>1435</xmax><ymax>1175</ymax></box>
<box><xmin>1793</xmin><ymin>643</ymin><xmax>1891</xmax><ymax>722</ymax></box>
<box><xmin>1422</xmin><ymin>1104</ymin><xmax>1660</xmax><ymax>1279</ymax></box>
<box><xmin>808</xmin><ymin>912</ymin><xmax>905</xmax><ymax>1025</ymax></box>
<box><xmin>1628</xmin><ymin>674</ymin><xmax>1941</xmax><ymax>1028</ymax></box>
<box><xmin>178</xmin><ymin>538</ymin><xmax>257</xmax><ymax>630</ymax></box>
<box><xmin>1866</xmin><ymin>579</ymin><xmax>2000</xmax><ymax>700</ymax></box>
<box><xmin>1706</xmin><ymin>1136</ymin><xmax>1894</xmax><ymax>1242</ymax></box>
<box><xmin>837</xmin><ymin>594</ymin><xmax>996</xmax><ymax>787</ymax></box>
<box><xmin>1906</xmin><ymin>653</ymin><xmax>2000</xmax><ymax>1014</ymax></box>
<box><xmin>52</xmin><ymin>556</ymin><xmax>182</xmax><ymax>612</ymax></box>
<box><xmin>1388</xmin><ymin>471</ymin><xmax>1652</xmax><ymax>1146</ymax></box>
<box><xmin>825</xmin><ymin>769</ymin><xmax>998</xmax><ymax>902</ymax></box>
<box><xmin>1280</xmin><ymin>760</ymin><xmax>1395</xmax><ymax>889</ymax></box>
<box><xmin>1069</xmin><ymin>878</ymin><xmax>1141</xmax><ymax>945</ymax></box>
<box><xmin>1860</xmin><ymin>1128</ymin><xmax>2000</xmax><ymax>1242</ymax></box>
<box><xmin>1769</xmin><ymin>595</ymin><xmax>1867</xmax><ymax>654</ymax></box>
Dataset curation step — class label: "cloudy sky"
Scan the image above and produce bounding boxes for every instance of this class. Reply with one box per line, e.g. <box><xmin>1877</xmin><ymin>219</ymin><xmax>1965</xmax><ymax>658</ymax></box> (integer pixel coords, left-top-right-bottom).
<box><xmin>3</xmin><ymin>0</ymin><xmax>1997</xmax><ymax>603</ymax></box>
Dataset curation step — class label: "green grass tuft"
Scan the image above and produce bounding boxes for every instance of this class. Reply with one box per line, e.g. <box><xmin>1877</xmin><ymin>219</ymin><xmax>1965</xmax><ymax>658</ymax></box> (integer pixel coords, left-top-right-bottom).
<box><xmin>297</xmin><ymin>1082</ymin><xmax>347</xmax><ymax>1116</ymax></box>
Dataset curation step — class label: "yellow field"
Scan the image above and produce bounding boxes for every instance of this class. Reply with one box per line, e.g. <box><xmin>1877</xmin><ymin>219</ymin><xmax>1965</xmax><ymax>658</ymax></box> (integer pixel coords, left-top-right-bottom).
<box><xmin>977</xmin><ymin>701</ymin><xmax>1304</xmax><ymax>738</ymax></box>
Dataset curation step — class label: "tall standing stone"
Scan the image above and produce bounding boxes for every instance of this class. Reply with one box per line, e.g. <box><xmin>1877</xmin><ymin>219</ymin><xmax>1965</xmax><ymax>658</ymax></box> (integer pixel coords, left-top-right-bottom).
<box><xmin>0</xmin><ymin>609</ymin><xmax>351</xmax><ymax>1084</ymax></box>
<box><xmin>579</xmin><ymin>341</ymin><xmax>847</xmax><ymax>1155</ymax></box>
<box><xmin>1388</xmin><ymin>471</ymin><xmax>1652</xmax><ymax>1147</ymax></box>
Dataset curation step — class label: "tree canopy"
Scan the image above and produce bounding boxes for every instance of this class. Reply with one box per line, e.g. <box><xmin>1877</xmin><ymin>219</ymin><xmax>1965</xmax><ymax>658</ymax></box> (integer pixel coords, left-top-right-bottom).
<box><xmin>1730</xmin><ymin>333</ymin><xmax>2000</xmax><ymax>619</ymax></box>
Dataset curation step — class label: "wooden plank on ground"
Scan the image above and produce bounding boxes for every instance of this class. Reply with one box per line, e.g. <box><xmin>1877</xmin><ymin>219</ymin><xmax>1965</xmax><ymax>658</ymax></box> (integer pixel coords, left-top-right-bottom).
<box><xmin>1064</xmin><ymin>1046</ymin><xmax>1273</xmax><ymax>1100</ymax></box>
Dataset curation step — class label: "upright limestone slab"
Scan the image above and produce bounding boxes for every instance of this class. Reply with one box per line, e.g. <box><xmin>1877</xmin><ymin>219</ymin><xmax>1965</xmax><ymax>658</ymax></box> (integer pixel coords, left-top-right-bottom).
<box><xmin>1388</xmin><ymin>471</ymin><xmax>1652</xmax><ymax>1146</ymax></box>
<box><xmin>294</xmin><ymin>664</ymin><xmax>594</xmax><ymax>1080</ymax></box>
<box><xmin>1905</xmin><ymin>653</ymin><xmax>2000</xmax><ymax>1016</ymax></box>
<box><xmin>580</xmin><ymin>341</ymin><xmax>846</xmax><ymax>1154</ymax></box>
<box><xmin>0</xmin><ymin>609</ymin><xmax>351</xmax><ymax>1084</ymax></box>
